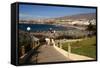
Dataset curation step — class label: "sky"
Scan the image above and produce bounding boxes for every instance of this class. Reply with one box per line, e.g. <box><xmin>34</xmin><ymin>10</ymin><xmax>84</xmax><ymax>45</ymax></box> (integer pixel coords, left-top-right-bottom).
<box><xmin>19</xmin><ymin>4</ymin><xmax>96</xmax><ymax>20</ymax></box>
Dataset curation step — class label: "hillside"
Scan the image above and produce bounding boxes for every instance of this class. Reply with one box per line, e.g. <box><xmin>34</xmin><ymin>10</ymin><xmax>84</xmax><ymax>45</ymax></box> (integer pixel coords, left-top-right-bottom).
<box><xmin>19</xmin><ymin>13</ymin><xmax>96</xmax><ymax>25</ymax></box>
<box><xmin>55</xmin><ymin>13</ymin><xmax>96</xmax><ymax>20</ymax></box>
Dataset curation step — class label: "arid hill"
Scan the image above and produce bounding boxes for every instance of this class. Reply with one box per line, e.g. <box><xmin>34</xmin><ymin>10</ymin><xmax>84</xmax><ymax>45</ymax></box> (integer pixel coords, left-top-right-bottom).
<box><xmin>19</xmin><ymin>13</ymin><xmax>96</xmax><ymax>25</ymax></box>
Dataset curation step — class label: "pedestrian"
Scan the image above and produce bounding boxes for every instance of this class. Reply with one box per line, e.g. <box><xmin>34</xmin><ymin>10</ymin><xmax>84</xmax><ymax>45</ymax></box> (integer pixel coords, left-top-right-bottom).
<box><xmin>45</xmin><ymin>38</ymin><xmax>50</xmax><ymax>47</ymax></box>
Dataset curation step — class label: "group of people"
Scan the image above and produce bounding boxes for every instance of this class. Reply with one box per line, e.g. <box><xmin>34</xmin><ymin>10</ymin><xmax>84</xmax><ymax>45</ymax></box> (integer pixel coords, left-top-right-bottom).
<box><xmin>45</xmin><ymin>38</ymin><xmax>55</xmax><ymax>47</ymax></box>
<box><xmin>44</xmin><ymin>28</ymin><xmax>56</xmax><ymax>47</ymax></box>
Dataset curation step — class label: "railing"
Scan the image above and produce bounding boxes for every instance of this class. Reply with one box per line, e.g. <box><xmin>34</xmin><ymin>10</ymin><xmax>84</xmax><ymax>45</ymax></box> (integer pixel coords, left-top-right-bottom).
<box><xmin>19</xmin><ymin>37</ymin><xmax>40</xmax><ymax>64</ymax></box>
<box><xmin>55</xmin><ymin>39</ymin><xmax>82</xmax><ymax>58</ymax></box>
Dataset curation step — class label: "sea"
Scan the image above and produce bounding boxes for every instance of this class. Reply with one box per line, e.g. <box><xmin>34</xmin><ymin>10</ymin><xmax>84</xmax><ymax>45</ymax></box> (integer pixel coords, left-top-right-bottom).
<box><xmin>18</xmin><ymin>24</ymin><xmax>76</xmax><ymax>32</ymax></box>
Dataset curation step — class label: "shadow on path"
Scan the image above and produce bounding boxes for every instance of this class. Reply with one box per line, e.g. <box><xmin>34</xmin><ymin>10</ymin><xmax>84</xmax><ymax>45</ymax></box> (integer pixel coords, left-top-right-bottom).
<box><xmin>19</xmin><ymin>45</ymin><xmax>41</xmax><ymax>65</ymax></box>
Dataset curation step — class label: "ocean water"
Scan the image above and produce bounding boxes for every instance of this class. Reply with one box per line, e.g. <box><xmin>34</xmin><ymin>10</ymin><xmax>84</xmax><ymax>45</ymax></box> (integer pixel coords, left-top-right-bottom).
<box><xmin>18</xmin><ymin>24</ymin><xmax>76</xmax><ymax>32</ymax></box>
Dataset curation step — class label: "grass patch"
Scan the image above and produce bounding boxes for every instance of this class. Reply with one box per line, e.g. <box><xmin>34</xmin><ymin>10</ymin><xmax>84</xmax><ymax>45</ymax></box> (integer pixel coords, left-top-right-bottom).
<box><xmin>62</xmin><ymin>36</ymin><xmax>96</xmax><ymax>58</ymax></box>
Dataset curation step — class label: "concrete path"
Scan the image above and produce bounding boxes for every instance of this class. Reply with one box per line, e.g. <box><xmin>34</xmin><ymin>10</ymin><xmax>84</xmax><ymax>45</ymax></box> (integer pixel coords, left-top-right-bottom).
<box><xmin>31</xmin><ymin>45</ymin><xmax>70</xmax><ymax>63</ymax></box>
<box><xmin>24</xmin><ymin>44</ymin><xmax>94</xmax><ymax>64</ymax></box>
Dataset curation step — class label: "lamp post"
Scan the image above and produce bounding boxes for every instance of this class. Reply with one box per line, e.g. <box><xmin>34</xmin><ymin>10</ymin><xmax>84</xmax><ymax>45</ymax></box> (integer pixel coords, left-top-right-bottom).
<box><xmin>27</xmin><ymin>27</ymin><xmax>31</xmax><ymax>38</ymax></box>
<box><xmin>27</xmin><ymin>26</ymin><xmax>32</xmax><ymax>49</ymax></box>
<box><xmin>27</xmin><ymin>27</ymin><xmax>38</xmax><ymax>63</ymax></box>
<box><xmin>49</xmin><ymin>28</ymin><xmax>56</xmax><ymax>46</ymax></box>
<box><xmin>21</xmin><ymin>27</ymin><xmax>31</xmax><ymax>57</ymax></box>
<box><xmin>27</xmin><ymin>26</ymin><xmax>31</xmax><ymax>32</ymax></box>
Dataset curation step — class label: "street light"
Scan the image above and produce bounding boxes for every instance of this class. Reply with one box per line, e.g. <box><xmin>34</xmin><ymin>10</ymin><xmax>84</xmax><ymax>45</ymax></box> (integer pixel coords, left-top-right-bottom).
<box><xmin>27</xmin><ymin>26</ymin><xmax>31</xmax><ymax>41</ymax></box>
<box><xmin>27</xmin><ymin>26</ymin><xmax>32</xmax><ymax>49</ymax></box>
<box><xmin>27</xmin><ymin>26</ymin><xmax>31</xmax><ymax>40</ymax></box>
<box><xmin>27</xmin><ymin>26</ymin><xmax>31</xmax><ymax>31</ymax></box>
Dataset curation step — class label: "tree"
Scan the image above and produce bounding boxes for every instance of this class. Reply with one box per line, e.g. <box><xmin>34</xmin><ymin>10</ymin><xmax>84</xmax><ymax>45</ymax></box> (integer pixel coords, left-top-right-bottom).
<box><xmin>86</xmin><ymin>20</ymin><xmax>96</xmax><ymax>36</ymax></box>
<box><xmin>87</xmin><ymin>22</ymin><xmax>93</xmax><ymax>31</ymax></box>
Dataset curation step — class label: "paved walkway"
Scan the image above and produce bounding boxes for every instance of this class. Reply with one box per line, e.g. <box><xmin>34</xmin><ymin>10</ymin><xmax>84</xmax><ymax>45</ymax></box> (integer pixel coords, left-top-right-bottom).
<box><xmin>22</xmin><ymin>44</ymin><xmax>94</xmax><ymax>64</ymax></box>
<box><xmin>30</xmin><ymin>45</ymin><xmax>70</xmax><ymax>63</ymax></box>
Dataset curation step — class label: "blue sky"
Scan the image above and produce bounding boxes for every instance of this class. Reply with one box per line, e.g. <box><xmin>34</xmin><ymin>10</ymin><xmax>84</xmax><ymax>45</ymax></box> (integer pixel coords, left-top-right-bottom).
<box><xmin>19</xmin><ymin>4</ymin><xmax>96</xmax><ymax>20</ymax></box>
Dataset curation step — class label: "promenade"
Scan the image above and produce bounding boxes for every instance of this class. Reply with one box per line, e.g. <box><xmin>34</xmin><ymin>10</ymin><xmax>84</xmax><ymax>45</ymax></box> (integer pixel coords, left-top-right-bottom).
<box><xmin>29</xmin><ymin>45</ymin><xmax>70</xmax><ymax>63</ymax></box>
<box><xmin>21</xmin><ymin>41</ymin><xmax>94</xmax><ymax>64</ymax></box>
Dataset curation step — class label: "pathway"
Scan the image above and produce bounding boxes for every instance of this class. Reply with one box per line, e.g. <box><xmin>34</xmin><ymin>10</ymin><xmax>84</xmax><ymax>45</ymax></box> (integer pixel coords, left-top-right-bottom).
<box><xmin>30</xmin><ymin>45</ymin><xmax>70</xmax><ymax>63</ymax></box>
<box><xmin>22</xmin><ymin>43</ymin><xmax>94</xmax><ymax>64</ymax></box>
